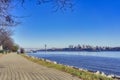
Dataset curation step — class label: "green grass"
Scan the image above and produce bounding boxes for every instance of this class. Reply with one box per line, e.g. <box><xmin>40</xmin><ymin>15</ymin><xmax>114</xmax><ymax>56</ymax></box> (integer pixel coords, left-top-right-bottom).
<box><xmin>21</xmin><ymin>54</ymin><xmax>113</xmax><ymax>80</ymax></box>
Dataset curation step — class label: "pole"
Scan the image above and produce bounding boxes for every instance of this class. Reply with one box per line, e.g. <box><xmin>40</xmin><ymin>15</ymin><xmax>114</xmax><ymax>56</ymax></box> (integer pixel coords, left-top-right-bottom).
<box><xmin>45</xmin><ymin>44</ymin><xmax>47</xmax><ymax>52</ymax></box>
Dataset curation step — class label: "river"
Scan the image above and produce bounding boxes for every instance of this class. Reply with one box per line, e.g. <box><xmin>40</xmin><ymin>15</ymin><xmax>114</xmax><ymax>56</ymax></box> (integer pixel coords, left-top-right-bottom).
<box><xmin>27</xmin><ymin>51</ymin><xmax>120</xmax><ymax>76</ymax></box>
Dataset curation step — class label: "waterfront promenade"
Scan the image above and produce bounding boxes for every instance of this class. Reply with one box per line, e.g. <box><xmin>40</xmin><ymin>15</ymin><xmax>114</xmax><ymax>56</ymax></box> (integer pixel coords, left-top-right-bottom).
<box><xmin>0</xmin><ymin>53</ymin><xmax>80</xmax><ymax>80</ymax></box>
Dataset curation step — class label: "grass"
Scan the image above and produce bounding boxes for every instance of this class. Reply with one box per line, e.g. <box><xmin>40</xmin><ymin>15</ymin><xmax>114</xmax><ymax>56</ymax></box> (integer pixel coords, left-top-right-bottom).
<box><xmin>21</xmin><ymin>54</ymin><xmax>113</xmax><ymax>80</ymax></box>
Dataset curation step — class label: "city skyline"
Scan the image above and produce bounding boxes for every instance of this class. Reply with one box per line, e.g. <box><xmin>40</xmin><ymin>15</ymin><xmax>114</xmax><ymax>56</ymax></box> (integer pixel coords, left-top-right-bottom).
<box><xmin>12</xmin><ymin>0</ymin><xmax>120</xmax><ymax>48</ymax></box>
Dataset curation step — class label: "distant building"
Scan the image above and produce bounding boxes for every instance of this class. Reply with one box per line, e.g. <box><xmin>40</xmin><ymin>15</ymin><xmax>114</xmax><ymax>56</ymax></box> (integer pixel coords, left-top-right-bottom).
<box><xmin>69</xmin><ymin>45</ymin><xmax>74</xmax><ymax>49</ymax></box>
<box><xmin>0</xmin><ymin>45</ymin><xmax>3</xmax><ymax>50</ymax></box>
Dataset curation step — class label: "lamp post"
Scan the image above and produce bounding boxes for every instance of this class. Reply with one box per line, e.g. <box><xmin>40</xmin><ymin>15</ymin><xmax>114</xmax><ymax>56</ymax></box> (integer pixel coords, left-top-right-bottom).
<box><xmin>45</xmin><ymin>44</ymin><xmax>47</xmax><ymax>52</ymax></box>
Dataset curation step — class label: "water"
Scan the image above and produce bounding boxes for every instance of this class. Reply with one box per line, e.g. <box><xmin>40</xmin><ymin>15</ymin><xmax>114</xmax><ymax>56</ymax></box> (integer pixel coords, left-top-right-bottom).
<box><xmin>27</xmin><ymin>52</ymin><xmax>120</xmax><ymax>76</ymax></box>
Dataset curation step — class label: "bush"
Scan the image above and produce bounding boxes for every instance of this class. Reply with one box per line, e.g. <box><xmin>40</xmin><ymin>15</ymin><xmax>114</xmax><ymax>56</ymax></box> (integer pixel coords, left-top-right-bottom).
<box><xmin>0</xmin><ymin>50</ymin><xmax>4</xmax><ymax>53</ymax></box>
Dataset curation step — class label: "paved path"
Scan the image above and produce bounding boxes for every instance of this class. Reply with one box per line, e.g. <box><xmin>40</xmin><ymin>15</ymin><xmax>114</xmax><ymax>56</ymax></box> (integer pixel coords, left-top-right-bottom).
<box><xmin>0</xmin><ymin>53</ymin><xmax>81</xmax><ymax>80</ymax></box>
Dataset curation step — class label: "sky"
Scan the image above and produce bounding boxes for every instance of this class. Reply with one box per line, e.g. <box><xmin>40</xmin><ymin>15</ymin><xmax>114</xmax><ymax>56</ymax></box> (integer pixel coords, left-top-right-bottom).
<box><xmin>12</xmin><ymin>0</ymin><xmax>120</xmax><ymax>48</ymax></box>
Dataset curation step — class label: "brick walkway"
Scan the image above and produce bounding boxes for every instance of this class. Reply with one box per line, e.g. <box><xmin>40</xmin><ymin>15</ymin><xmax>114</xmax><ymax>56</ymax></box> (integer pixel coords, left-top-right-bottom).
<box><xmin>0</xmin><ymin>53</ymin><xmax>80</xmax><ymax>80</ymax></box>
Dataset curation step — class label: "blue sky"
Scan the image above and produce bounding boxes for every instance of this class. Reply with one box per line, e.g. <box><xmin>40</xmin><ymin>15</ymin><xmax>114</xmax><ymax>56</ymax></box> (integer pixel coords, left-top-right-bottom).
<box><xmin>13</xmin><ymin>0</ymin><xmax>120</xmax><ymax>48</ymax></box>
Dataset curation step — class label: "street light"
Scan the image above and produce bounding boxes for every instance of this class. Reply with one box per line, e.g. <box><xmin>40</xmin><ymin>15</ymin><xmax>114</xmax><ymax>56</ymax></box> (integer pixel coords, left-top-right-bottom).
<box><xmin>45</xmin><ymin>44</ymin><xmax>47</xmax><ymax>52</ymax></box>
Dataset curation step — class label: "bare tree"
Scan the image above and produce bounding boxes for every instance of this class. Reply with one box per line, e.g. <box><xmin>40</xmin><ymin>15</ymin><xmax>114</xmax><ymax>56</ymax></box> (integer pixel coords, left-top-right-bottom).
<box><xmin>0</xmin><ymin>0</ymin><xmax>73</xmax><ymax>27</ymax></box>
<box><xmin>3</xmin><ymin>36</ymin><xmax>14</xmax><ymax>50</ymax></box>
<box><xmin>0</xmin><ymin>27</ymin><xmax>13</xmax><ymax>48</ymax></box>
<box><xmin>0</xmin><ymin>0</ymin><xmax>14</xmax><ymax>27</ymax></box>
<box><xmin>0</xmin><ymin>27</ymin><xmax>19</xmax><ymax>51</ymax></box>
<box><xmin>0</xmin><ymin>0</ymin><xmax>73</xmax><ymax>51</ymax></box>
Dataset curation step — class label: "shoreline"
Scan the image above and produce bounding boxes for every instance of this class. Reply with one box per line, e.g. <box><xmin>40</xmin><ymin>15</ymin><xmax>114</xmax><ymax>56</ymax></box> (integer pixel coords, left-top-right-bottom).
<box><xmin>28</xmin><ymin>51</ymin><xmax>120</xmax><ymax>53</ymax></box>
<box><xmin>29</xmin><ymin>55</ymin><xmax>120</xmax><ymax>79</ymax></box>
<box><xmin>22</xmin><ymin>54</ymin><xmax>117</xmax><ymax>80</ymax></box>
